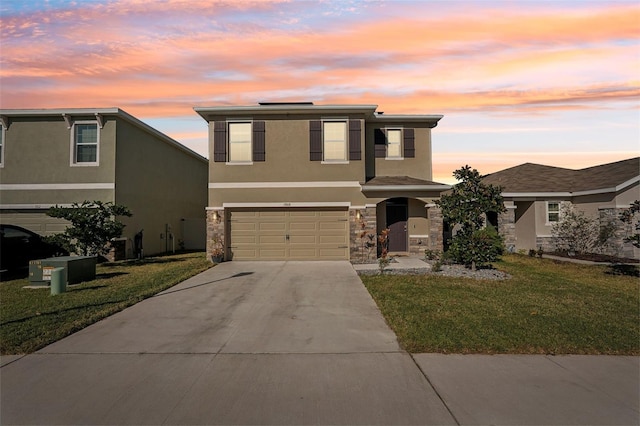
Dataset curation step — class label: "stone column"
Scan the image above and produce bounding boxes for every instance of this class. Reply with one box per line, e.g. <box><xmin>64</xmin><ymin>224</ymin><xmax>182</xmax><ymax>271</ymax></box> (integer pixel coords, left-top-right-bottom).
<box><xmin>206</xmin><ymin>208</ymin><xmax>225</xmax><ymax>262</ymax></box>
<box><xmin>498</xmin><ymin>202</ymin><xmax>517</xmax><ymax>252</ymax></box>
<box><xmin>350</xmin><ymin>206</ymin><xmax>377</xmax><ymax>262</ymax></box>
<box><xmin>426</xmin><ymin>204</ymin><xmax>444</xmax><ymax>252</ymax></box>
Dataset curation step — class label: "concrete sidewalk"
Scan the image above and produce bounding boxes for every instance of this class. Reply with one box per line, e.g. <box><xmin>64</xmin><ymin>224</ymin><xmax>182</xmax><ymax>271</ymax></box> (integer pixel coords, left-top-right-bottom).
<box><xmin>1</xmin><ymin>261</ymin><xmax>638</xmax><ymax>425</ymax></box>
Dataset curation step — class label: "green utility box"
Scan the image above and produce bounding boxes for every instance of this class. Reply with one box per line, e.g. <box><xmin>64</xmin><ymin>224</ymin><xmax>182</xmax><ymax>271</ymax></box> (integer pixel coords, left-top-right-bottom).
<box><xmin>29</xmin><ymin>256</ymin><xmax>97</xmax><ymax>286</ymax></box>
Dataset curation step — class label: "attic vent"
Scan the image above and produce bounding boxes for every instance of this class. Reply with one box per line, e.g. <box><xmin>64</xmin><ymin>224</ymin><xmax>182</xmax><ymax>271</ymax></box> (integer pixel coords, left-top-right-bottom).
<box><xmin>258</xmin><ymin>102</ymin><xmax>314</xmax><ymax>106</ymax></box>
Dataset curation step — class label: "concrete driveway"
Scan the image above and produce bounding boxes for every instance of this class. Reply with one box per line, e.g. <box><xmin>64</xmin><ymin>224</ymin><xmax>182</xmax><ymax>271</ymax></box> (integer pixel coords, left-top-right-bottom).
<box><xmin>0</xmin><ymin>261</ymin><xmax>454</xmax><ymax>425</ymax></box>
<box><xmin>2</xmin><ymin>261</ymin><xmax>638</xmax><ymax>425</ymax></box>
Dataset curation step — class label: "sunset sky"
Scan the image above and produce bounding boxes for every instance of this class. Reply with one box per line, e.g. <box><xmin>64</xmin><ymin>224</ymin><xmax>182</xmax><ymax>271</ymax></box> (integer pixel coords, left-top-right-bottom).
<box><xmin>1</xmin><ymin>0</ymin><xmax>638</xmax><ymax>184</ymax></box>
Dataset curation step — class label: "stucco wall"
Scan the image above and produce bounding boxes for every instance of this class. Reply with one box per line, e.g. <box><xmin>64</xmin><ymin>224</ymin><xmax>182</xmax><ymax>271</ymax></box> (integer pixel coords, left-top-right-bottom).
<box><xmin>115</xmin><ymin>118</ymin><xmax>208</xmax><ymax>256</ymax></box>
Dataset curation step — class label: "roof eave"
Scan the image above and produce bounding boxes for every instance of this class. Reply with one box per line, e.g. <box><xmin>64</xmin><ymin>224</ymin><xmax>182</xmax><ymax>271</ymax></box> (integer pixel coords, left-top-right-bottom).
<box><xmin>363</xmin><ymin>184</ymin><xmax>452</xmax><ymax>192</ymax></box>
<box><xmin>194</xmin><ymin>104</ymin><xmax>379</xmax><ymax>121</ymax></box>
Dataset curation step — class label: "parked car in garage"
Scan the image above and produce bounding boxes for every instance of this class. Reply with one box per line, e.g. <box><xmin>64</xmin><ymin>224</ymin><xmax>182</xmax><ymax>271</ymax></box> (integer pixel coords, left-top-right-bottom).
<box><xmin>0</xmin><ymin>224</ymin><xmax>68</xmax><ymax>276</ymax></box>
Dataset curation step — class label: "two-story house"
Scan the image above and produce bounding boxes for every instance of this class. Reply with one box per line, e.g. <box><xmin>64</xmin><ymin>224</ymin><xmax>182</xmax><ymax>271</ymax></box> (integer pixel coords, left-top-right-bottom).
<box><xmin>0</xmin><ymin>108</ymin><xmax>208</xmax><ymax>258</ymax></box>
<box><xmin>195</xmin><ymin>102</ymin><xmax>450</xmax><ymax>262</ymax></box>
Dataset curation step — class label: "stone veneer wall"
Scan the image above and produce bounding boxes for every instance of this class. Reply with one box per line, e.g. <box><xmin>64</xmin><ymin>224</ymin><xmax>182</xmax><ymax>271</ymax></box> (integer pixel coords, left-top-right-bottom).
<box><xmin>206</xmin><ymin>209</ymin><xmax>226</xmax><ymax>262</ymax></box>
<box><xmin>498</xmin><ymin>206</ymin><xmax>517</xmax><ymax>253</ymax></box>
<box><xmin>599</xmin><ymin>207</ymin><xmax>639</xmax><ymax>259</ymax></box>
<box><xmin>350</xmin><ymin>207</ymin><xmax>377</xmax><ymax>262</ymax></box>
<box><xmin>426</xmin><ymin>205</ymin><xmax>444</xmax><ymax>253</ymax></box>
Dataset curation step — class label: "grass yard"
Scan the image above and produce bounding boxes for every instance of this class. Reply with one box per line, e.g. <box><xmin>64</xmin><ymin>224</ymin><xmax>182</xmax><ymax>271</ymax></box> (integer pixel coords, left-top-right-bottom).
<box><xmin>361</xmin><ymin>254</ymin><xmax>639</xmax><ymax>355</ymax></box>
<box><xmin>1</xmin><ymin>252</ymin><xmax>211</xmax><ymax>355</ymax></box>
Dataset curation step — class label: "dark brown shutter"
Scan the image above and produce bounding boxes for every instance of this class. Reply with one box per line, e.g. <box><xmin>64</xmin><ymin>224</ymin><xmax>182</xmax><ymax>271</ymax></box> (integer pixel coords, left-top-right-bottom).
<box><xmin>309</xmin><ymin>120</ymin><xmax>322</xmax><ymax>161</ymax></box>
<box><xmin>403</xmin><ymin>128</ymin><xmax>415</xmax><ymax>158</ymax></box>
<box><xmin>213</xmin><ymin>121</ymin><xmax>227</xmax><ymax>162</ymax></box>
<box><xmin>253</xmin><ymin>121</ymin><xmax>265</xmax><ymax>162</ymax></box>
<box><xmin>348</xmin><ymin>120</ymin><xmax>361</xmax><ymax>161</ymax></box>
<box><xmin>374</xmin><ymin>128</ymin><xmax>386</xmax><ymax>158</ymax></box>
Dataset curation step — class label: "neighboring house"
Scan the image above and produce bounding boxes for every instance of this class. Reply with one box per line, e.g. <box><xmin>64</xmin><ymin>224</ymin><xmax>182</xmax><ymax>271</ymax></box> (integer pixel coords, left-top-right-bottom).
<box><xmin>194</xmin><ymin>102</ymin><xmax>450</xmax><ymax>262</ymax></box>
<box><xmin>0</xmin><ymin>108</ymin><xmax>208</xmax><ymax>259</ymax></box>
<box><xmin>483</xmin><ymin>157</ymin><xmax>640</xmax><ymax>259</ymax></box>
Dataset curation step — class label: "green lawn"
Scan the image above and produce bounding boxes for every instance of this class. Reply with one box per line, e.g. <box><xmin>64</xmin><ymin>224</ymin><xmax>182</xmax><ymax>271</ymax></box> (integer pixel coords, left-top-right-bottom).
<box><xmin>361</xmin><ymin>255</ymin><xmax>639</xmax><ymax>355</ymax></box>
<box><xmin>1</xmin><ymin>252</ymin><xmax>211</xmax><ymax>355</ymax></box>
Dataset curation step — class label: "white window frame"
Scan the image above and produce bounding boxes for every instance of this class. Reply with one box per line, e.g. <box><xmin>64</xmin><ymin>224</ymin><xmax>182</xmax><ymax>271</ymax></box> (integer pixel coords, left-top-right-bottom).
<box><xmin>0</xmin><ymin>124</ymin><xmax>5</xmax><ymax>168</ymax></box>
<box><xmin>226</xmin><ymin>120</ymin><xmax>253</xmax><ymax>165</ymax></box>
<box><xmin>385</xmin><ymin>127</ymin><xmax>403</xmax><ymax>160</ymax></box>
<box><xmin>546</xmin><ymin>201</ymin><xmax>560</xmax><ymax>224</ymax></box>
<box><xmin>321</xmin><ymin>119</ymin><xmax>348</xmax><ymax>163</ymax></box>
<box><xmin>70</xmin><ymin>120</ymin><xmax>100</xmax><ymax>166</ymax></box>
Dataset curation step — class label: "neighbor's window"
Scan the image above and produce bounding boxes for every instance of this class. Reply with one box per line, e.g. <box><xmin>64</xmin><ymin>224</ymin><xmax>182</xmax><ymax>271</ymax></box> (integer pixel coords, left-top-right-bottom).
<box><xmin>228</xmin><ymin>122</ymin><xmax>252</xmax><ymax>162</ymax></box>
<box><xmin>386</xmin><ymin>129</ymin><xmax>402</xmax><ymax>158</ymax></box>
<box><xmin>547</xmin><ymin>202</ymin><xmax>560</xmax><ymax>223</ymax></box>
<box><xmin>72</xmin><ymin>122</ymin><xmax>99</xmax><ymax>165</ymax></box>
<box><xmin>323</xmin><ymin>121</ymin><xmax>347</xmax><ymax>161</ymax></box>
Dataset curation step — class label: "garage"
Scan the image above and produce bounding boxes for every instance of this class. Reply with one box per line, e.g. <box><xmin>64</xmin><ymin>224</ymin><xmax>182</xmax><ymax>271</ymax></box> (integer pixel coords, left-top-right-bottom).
<box><xmin>228</xmin><ymin>208</ymin><xmax>349</xmax><ymax>260</ymax></box>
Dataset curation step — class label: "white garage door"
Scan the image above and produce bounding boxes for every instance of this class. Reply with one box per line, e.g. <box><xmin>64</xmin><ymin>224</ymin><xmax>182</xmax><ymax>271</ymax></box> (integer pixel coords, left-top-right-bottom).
<box><xmin>229</xmin><ymin>208</ymin><xmax>349</xmax><ymax>260</ymax></box>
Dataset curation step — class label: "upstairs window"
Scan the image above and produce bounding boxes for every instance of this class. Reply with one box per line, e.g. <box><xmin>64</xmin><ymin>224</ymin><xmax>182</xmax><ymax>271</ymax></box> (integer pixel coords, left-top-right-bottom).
<box><xmin>547</xmin><ymin>201</ymin><xmax>560</xmax><ymax>223</ymax></box>
<box><xmin>228</xmin><ymin>122</ymin><xmax>252</xmax><ymax>163</ymax></box>
<box><xmin>72</xmin><ymin>122</ymin><xmax>99</xmax><ymax>165</ymax></box>
<box><xmin>213</xmin><ymin>121</ymin><xmax>265</xmax><ymax>163</ymax></box>
<box><xmin>323</xmin><ymin>121</ymin><xmax>347</xmax><ymax>162</ymax></box>
<box><xmin>386</xmin><ymin>129</ymin><xmax>402</xmax><ymax>158</ymax></box>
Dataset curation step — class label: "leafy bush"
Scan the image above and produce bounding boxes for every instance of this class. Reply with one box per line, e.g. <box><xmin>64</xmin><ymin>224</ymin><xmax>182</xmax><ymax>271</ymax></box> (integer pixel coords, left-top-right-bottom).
<box><xmin>552</xmin><ymin>204</ymin><xmax>615</xmax><ymax>255</ymax></box>
<box><xmin>446</xmin><ymin>226</ymin><xmax>504</xmax><ymax>269</ymax></box>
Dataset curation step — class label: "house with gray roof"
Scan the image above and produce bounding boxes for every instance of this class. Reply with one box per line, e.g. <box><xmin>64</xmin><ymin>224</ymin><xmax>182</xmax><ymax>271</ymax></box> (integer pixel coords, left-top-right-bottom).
<box><xmin>484</xmin><ymin>157</ymin><xmax>640</xmax><ymax>259</ymax></box>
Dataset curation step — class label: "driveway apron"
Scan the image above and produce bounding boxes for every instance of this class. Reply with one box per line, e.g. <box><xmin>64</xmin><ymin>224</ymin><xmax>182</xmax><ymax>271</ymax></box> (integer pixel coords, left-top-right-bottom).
<box><xmin>0</xmin><ymin>261</ymin><xmax>455</xmax><ymax>425</ymax></box>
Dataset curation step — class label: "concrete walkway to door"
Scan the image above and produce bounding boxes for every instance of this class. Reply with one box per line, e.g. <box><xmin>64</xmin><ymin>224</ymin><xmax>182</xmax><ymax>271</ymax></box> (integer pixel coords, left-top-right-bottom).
<box><xmin>1</xmin><ymin>261</ymin><xmax>638</xmax><ymax>425</ymax></box>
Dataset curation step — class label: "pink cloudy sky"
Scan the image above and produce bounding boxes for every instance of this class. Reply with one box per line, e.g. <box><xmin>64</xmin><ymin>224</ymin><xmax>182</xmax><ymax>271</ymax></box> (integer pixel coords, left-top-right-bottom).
<box><xmin>1</xmin><ymin>0</ymin><xmax>638</xmax><ymax>184</ymax></box>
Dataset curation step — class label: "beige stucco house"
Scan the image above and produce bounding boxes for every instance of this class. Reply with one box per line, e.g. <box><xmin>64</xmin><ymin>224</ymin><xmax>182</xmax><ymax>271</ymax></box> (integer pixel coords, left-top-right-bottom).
<box><xmin>484</xmin><ymin>157</ymin><xmax>640</xmax><ymax>259</ymax></box>
<box><xmin>195</xmin><ymin>102</ymin><xmax>450</xmax><ymax>262</ymax></box>
<box><xmin>0</xmin><ymin>108</ymin><xmax>208</xmax><ymax>258</ymax></box>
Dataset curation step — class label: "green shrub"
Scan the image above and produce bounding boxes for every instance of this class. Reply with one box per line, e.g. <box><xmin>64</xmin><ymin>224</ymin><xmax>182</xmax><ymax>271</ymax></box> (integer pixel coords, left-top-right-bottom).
<box><xmin>446</xmin><ymin>226</ymin><xmax>504</xmax><ymax>270</ymax></box>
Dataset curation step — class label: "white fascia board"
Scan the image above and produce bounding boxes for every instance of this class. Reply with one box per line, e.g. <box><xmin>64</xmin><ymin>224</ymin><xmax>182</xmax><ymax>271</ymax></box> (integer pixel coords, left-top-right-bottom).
<box><xmin>372</xmin><ymin>114</ymin><xmax>443</xmax><ymax>127</ymax></box>
<box><xmin>194</xmin><ymin>105</ymin><xmax>378</xmax><ymax>120</ymax></box>
<box><xmin>363</xmin><ymin>184</ymin><xmax>451</xmax><ymax>192</ymax></box>
<box><xmin>501</xmin><ymin>192</ymin><xmax>572</xmax><ymax>198</ymax></box>
<box><xmin>0</xmin><ymin>183</ymin><xmax>115</xmax><ymax>190</ymax></box>
<box><xmin>209</xmin><ymin>181</ymin><xmax>361</xmax><ymax>189</ymax></box>
<box><xmin>572</xmin><ymin>175</ymin><xmax>640</xmax><ymax>196</ymax></box>
<box><xmin>222</xmin><ymin>202</ymin><xmax>351</xmax><ymax>208</ymax></box>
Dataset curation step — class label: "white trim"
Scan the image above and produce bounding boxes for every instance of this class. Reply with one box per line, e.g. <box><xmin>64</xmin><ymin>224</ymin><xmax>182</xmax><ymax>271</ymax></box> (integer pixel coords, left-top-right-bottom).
<box><xmin>425</xmin><ymin>203</ymin><xmax>437</xmax><ymax>208</ymax></box>
<box><xmin>384</xmin><ymin>157</ymin><xmax>404</xmax><ymax>161</ymax></box>
<box><xmin>222</xmin><ymin>202</ymin><xmax>351</xmax><ymax>208</ymax></box>
<box><xmin>225</xmin><ymin>162</ymin><xmax>254</xmax><ymax>166</ymax></box>
<box><xmin>205</xmin><ymin>207</ymin><xmax>224</xmax><ymax>211</ymax></box>
<box><xmin>546</xmin><ymin>201</ymin><xmax>560</xmax><ymax>225</ymax></box>
<box><xmin>364</xmin><ymin>185</ymin><xmax>451</xmax><ymax>191</ymax></box>
<box><xmin>0</xmin><ymin>183</ymin><xmax>115</xmax><ymax>190</ymax></box>
<box><xmin>70</xmin><ymin>120</ymin><xmax>100</xmax><ymax>167</ymax></box>
<box><xmin>209</xmin><ymin>181</ymin><xmax>361</xmax><ymax>189</ymax></box>
<box><xmin>502</xmin><ymin>192</ymin><xmax>572</xmax><ymax>197</ymax></box>
<box><xmin>573</xmin><ymin>176</ymin><xmax>640</xmax><ymax>196</ymax></box>
<box><xmin>321</xmin><ymin>161</ymin><xmax>350</xmax><ymax>165</ymax></box>
<box><xmin>0</xmin><ymin>203</ymin><xmax>74</xmax><ymax>209</ymax></box>
<box><xmin>409</xmin><ymin>235</ymin><xmax>429</xmax><ymax>238</ymax></box>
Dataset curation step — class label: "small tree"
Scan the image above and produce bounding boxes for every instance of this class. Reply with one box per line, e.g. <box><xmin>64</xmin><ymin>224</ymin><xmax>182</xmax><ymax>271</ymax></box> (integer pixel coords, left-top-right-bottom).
<box><xmin>436</xmin><ymin>165</ymin><xmax>506</xmax><ymax>270</ymax></box>
<box><xmin>620</xmin><ymin>200</ymin><xmax>640</xmax><ymax>248</ymax></box>
<box><xmin>47</xmin><ymin>201</ymin><xmax>132</xmax><ymax>257</ymax></box>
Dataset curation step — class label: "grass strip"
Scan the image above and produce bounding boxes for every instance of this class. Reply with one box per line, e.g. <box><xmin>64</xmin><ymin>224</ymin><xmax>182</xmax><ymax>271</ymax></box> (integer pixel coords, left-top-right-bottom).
<box><xmin>361</xmin><ymin>254</ymin><xmax>639</xmax><ymax>354</ymax></box>
<box><xmin>1</xmin><ymin>252</ymin><xmax>211</xmax><ymax>355</ymax></box>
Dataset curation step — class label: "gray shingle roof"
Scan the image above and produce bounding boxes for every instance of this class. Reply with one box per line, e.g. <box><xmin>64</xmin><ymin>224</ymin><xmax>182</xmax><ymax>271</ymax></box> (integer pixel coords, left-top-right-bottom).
<box><xmin>482</xmin><ymin>157</ymin><xmax>639</xmax><ymax>194</ymax></box>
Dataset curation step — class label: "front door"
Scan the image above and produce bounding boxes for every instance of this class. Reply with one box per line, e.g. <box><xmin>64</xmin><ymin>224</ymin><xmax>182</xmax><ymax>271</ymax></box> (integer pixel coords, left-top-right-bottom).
<box><xmin>386</xmin><ymin>199</ymin><xmax>408</xmax><ymax>252</ymax></box>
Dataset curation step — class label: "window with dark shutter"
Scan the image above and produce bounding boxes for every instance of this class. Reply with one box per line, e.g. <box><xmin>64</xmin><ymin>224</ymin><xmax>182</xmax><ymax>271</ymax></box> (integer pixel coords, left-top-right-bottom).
<box><xmin>403</xmin><ymin>128</ymin><xmax>415</xmax><ymax>158</ymax></box>
<box><xmin>348</xmin><ymin>120</ymin><xmax>361</xmax><ymax>161</ymax></box>
<box><xmin>253</xmin><ymin>121</ymin><xmax>265</xmax><ymax>162</ymax></box>
<box><xmin>374</xmin><ymin>128</ymin><xmax>386</xmax><ymax>158</ymax></box>
<box><xmin>213</xmin><ymin>121</ymin><xmax>227</xmax><ymax>162</ymax></box>
<box><xmin>309</xmin><ymin>120</ymin><xmax>322</xmax><ymax>161</ymax></box>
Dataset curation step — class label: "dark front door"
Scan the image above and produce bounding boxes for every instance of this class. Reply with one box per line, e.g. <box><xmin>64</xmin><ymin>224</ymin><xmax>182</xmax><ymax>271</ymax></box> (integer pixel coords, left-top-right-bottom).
<box><xmin>386</xmin><ymin>199</ymin><xmax>408</xmax><ymax>252</ymax></box>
